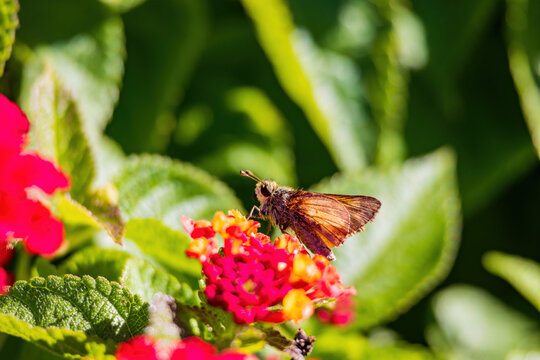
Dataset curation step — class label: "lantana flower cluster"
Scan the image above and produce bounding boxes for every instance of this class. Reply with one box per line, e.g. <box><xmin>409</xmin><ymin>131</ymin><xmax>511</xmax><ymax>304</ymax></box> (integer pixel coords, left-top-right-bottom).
<box><xmin>116</xmin><ymin>335</ymin><xmax>257</xmax><ymax>360</ymax></box>
<box><xmin>182</xmin><ymin>210</ymin><xmax>356</xmax><ymax>324</ymax></box>
<box><xmin>0</xmin><ymin>94</ymin><xmax>70</xmax><ymax>293</ymax></box>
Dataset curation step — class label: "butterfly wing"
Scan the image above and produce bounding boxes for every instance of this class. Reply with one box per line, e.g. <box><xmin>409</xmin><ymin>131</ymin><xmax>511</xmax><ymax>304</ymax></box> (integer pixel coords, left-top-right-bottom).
<box><xmin>322</xmin><ymin>194</ymin><xmax>381</xmax><ymax>236</ymax></box>
<box><xmin>288</xmin><ymin>191</ymin><xmax>381</xmax><ymax>250</ymax></box>
<box><xmin>288</xmin><ymin>192</ymin><xmax>350</xmax><ymax>250</ymax></box>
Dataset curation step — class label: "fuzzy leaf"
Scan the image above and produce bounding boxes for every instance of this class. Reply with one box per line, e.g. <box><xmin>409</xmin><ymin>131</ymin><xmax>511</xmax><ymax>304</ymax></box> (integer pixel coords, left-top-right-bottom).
<box><xmin>54</xmin><ymin>193</ymin><xmax>124</xmax><ymax>244</ymax></box>
<box><xmin>27</xmin><ymin>68</ymin><xmax>95</xmax><ymax>199</ymax></box>
<box><xmin>0</xmin><ymin>275</ymin><xmax>148</xmax><ymax>343</ymax></box>
<box><xmin>114</xmin><ymin>155</ymin><xmax>244</xmax><ymax>228</ymax></box>
<box><xmin>312</xmin><ymin>148</ymin><xmax>461</xmax><ymax>329</ymax></box>
<box><xmin>61</xmin><ymin>247</ymin><xmax>198</xmax><ymax>305</ymax></box>
<box><xmin>0</xmin><ymin>0</ymin><xmax>17</xmax><ymax>76</ymax></box>
<box><xmin>483</xmin><ymin>251</ymin><xmax>540</xmax><ymax>311</ymax></box>
<box><xmin>19</xmin><ymin>13</ymin><xmax>124</xmax><ymax>148</ymax></box>
<box><xmin>0</xmin><ymin>275</ymin><xmax>149</xmax><ymax>358</ymax></box>
<box><xmin>124</xmin><ymin>219</ymin><xmax>201</xmax><ymax>282</ymax></box>
<box><xmin>0</xmin><ymin>314</ymin><xmax>115</xmax><ymax>359</ymax></box>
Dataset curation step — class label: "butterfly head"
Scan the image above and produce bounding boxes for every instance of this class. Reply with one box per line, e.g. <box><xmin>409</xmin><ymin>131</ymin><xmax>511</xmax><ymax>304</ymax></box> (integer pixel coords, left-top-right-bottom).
<box><xmin>240</xmin><ymin>170</ymin><xmax>278</xmax><ymax>205</ymax></box>
<box><xmin>254</xmin><ymin>180</ymin><xmax>278</xmax><ymax>204</ymax></box>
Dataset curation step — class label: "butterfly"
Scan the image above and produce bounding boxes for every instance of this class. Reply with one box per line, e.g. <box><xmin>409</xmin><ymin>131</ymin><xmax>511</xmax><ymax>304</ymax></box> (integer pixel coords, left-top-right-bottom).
<box><xmin>241</xmin><ymin>170</ymin><xmax>381</xmax><ymax>260</ymax></box>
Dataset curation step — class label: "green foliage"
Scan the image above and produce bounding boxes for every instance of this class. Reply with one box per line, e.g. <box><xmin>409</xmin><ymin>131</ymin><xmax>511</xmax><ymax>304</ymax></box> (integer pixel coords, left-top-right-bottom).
<box><xmin>1</xmin><ymin>0</ymin><xmax>539</xmax><ymax>358</ymax></box>
<box><xmin>0</xmin><ymin>0</ymin><xmax>17</xmax><ymax>76</ymax></box>
<box><xmin>26</xmin><ymin>68</ymin><xmax>95</xmax><ymax>199</ymax></box>
<box><xmin>108</xmin><ymin>0</ymin><xmax>208</xmax><ymax>153</ymax></box>
<box><xmin>114</xmin><ymin>155</ymin><xmax>244</xmax><ymax>228</ymax></box>
<box><xmin>241</xmin><ymin>0</ymin><xmax>374</xmax><ymax>171</ymax></box>
<box><xmin>427</xmin><ymin>285</ymin><xmax>540</xmax><ymax>360</ymax></box>
<box><xmin>311</xmin><ymin>328</ymin><xmax>435</xmax><ymax>360</ymax></box>
<box><xmin>313</xmin><ymin>148</ymin><xmax>460</xmax><ymax>329</ymax></box>
<box><xmin>61</xmin><ymin>247</ymin><xmax>198</xmax><ymax>305</ymax></box>
<box><xmin>484</xmin><ymin>252</ymin><xmax>540</xmax><ymax>311</ymax></box>
<box><xmin>507</xmin><ymin>0</ymin><xmax>540</xmax><ymax>159</ymax></box>
<box><xmin>0</xmin><ymin>275</ymin><xmax>149</xmax><ymax>358</ymax></box>
<box><xmin>124</xmin><ymin>219</ymin><xmax>201</xmax><ymax>282</ymax></box>
<box><xmin>53</xmin><ymin>193</ymin><xmax>124</xmax><ymax>244</ymax></box>
<box><xmin>18</xmin><ymin>5</ymin><xmax>124</xmax><ymax>147</ymax></box>
<box><xmin>0</xmin><ymin>315</ymin><xmax>115</xmax><ymax>359</ymax></box>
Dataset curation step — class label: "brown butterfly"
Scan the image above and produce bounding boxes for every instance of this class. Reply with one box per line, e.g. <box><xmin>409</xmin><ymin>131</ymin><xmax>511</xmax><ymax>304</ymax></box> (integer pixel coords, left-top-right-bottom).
<box><xmin>241</xmin><ymin>170</ymin><xmax>381</xmax><ymax>261</ymax></box>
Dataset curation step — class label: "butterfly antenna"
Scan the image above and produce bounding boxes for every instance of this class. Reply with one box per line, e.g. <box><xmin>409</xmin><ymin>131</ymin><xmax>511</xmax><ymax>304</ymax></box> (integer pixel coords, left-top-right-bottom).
<box><xmin>240</xmin><ymin>169</ymin><xmax>261</xmax><ymax>182</ymax></box>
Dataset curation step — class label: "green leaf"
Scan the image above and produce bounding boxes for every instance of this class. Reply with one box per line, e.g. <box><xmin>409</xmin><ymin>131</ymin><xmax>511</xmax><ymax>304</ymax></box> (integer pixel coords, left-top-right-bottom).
<box><xmin>54</xmin><ymin>192</ymin><xmax>124</xmax><ymax>244</ymax></box>
<box><xmin>0</xmin><ymin>275</ymin><xmax>149</xmax><ymax>357</ymax></box>
<box><xmin>108</xmin><ymin>0</ymin><xmax>208</xmax><ymax>153</ymax></box>
<box><xmin>114</xmin><ymin>154</ymin><xmax>244</xmax><ymax>228</ymax></box>
<box><xmin>406</xmin><ymin>0</ymin><xmax>536</xmax><ymax>215</ymax></box>
<box><xmin>176</xmin><ymin>299</ymin><xmax>236</xmax><ymax>346</ymax></box>
<box><xmin>507</xmin><ymin>0</ymin><xmax>540</xmax><ymax>159</ymax></box>
<box><xmin>310</xmin><ymin>328</ymin><xmax>435</xmax><ymax>360</ymax></box>
<box><xmin>26</xmin><ymin>67</ymin><xmax>95</xmax><ymax>198</ymax></box>
<box><xmin>124</xmin><ymin>219</ymin><xmax>201</xmax><ymax>282</ymax></box>
<box><xmin>193</xmin><ymin>87</ymin><xmax>296</xmax><ymax>186</ymax></box>
<box><xmin>19</xmin><ymin>12</ymin><xmax>124</xmax><ymax>148</ymax></box>
<box><xmin>427</xmin><ymin>285</ymin><xmax>540</xmax><ymax>360</ymax></box>
<box><xmin>99</xmin><ymin>0</ymin><xmax>146</xmax><ymax>13</ymax></box>
<box><xmin>0</xmin><ymin>315</ymin><xmax>115</xmax><ymax>359</ymax></box>
<box><xmin>312</xmin><ymin>148</ymin><xmax>461</xmax><ymax>329</ymax></box>
<box><xmin>483</xmin><ymin>251</ymin><xmax>540</xmax><ymax>311</ymax></box>
<box><xmin>0</xmin><ymin>0</ymin><xmax>17</xmax><ymax>77</ymax></box>
<box><xmin>241</xmin><ymin>0</ymin><xmax>375</xmax><ymax>171</ymax></box>
<box><xmin>61</xmin><ymin>247</ymin><xmax>198</xmax><ymax>305</ymax></box>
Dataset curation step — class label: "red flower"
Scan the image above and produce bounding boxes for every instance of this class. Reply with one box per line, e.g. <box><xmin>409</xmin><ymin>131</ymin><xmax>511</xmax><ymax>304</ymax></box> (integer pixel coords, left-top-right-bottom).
<box><xmin>116</xmin><ymin>335</ymin><xmax>159</xmax><ymax>360</ymax></box>
<box><xmin>0</xmin><ymin>94</ymin><xmax>70</xmax><ymax>257</ymax></box>
<box><xmin>0</xmin><ymin>267</ymin><xmax>14</xmax><ymax>295</ymax></box>
<box><xmin>183</xmin><ymin>211</ymin><xmax>355</xmax><ymax>324</ymax></box>
<box><xmin>116</xmin><ymin>336</ymin><xmax>256</xmax><ymax>360</ymax></box>
<box><xmin>315</xmin><ymin>294</ymin><xmax>355</xmax><ymax>326</ymax></box>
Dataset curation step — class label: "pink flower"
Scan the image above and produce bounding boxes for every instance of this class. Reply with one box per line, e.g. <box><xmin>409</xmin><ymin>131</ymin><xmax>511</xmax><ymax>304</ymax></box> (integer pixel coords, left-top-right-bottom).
<box><xmin>116</xmin><ymin>336</ymin><xmax>256</xmax><ymax>360</ymax></box>
<box><xmin>0</xmin><ymin>94</ymin><xmax>70</xmax><ymax>257</ymax></box>
<box><xmin>183</xmin><ymin>211</ymin><xmax>356</xmax><ymax>324</ymax></box>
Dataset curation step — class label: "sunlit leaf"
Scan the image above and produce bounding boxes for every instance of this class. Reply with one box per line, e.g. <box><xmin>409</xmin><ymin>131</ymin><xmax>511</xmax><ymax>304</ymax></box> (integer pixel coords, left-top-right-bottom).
<box><xmin>19</xmin><ymin>9</ymin><xmax>124</xmax><ymax>150</ymax></box>
<box><xmin>0</xmin><ymin>0</ymin><xmax>17</xmax><ymax>76</ymax></box>
<box><xmin>0</xmin><ymin>315</ymin><xmax>114</xmax><ymax>359</ymax></box>
<box><xmin>124</xmin><ymin>219</ymin><xmax>201</xmax><ymax>283</ymax></box>
<box><xmin>427</xmin><ymin>285</ymin><xmax>540</xmax><ymax>360</ymax></box>
<box><xmin>310</xmin><ymin>327</ymin><xmax>435</xmax><ymax>360</ymax></box>
<box><xmin>0</xmin><ymin>275</ymin><xmax>149</xmax><ymax>357</ymax></box>
<box><xmin>61</xmin><ymin>247</ymin><xmax>198</xmax><ymax>305</ymax></box>
<box><xmin>507</xmin><ymin>0</ymin><xmax>540</xmax><ymax>159</ymax></box>
<box><xmin>313</xmin><ymin>148</ymin><xmax>461</xmax><ymax>329</ymax></box>
<box><xmin>484</xmin><ymin>251</ymin><xmax>540</xmax><ymax>311</ymax></box>
<box><xmin>241</xmin><ymin>0</ymin><xmax>374</xmax><ymax>171</ymax></box>
<box><xmin>114</xmin><ymin>154</ymin><xmax>244</xmax><ymax>228</ymax></box>
<box><xmin>26</xmin><ymin>68</ymin><xmax>95</xmax><ymax>199</ymax></box>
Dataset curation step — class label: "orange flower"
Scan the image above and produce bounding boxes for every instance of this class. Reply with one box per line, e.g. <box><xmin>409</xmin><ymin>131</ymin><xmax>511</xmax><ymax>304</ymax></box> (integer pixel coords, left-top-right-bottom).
<box><xmin>274</xmin><ymin>233</ymin><xmax>305</xmax><ymax>255</ymax></box>
<box><xmin>211</xmin><ymin>210</ymin><xmax>260</xmax><ymax>239</ymax></box>
<box><xmin>290</xmin><ymin>253</ymin><xmax>321</xmax><ymax>284</ymax></box>
<box><xmin>283</xmin><ymin>289</ymin><xmax>314</xmax><ymax>322</ymax></box>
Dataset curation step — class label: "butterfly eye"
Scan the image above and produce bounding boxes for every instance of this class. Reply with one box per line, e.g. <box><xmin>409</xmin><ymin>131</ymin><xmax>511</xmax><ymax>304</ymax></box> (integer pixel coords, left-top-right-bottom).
<box><xmin>260</xmin><ymin>185</ymin><xmax>271</xmax><ymax>197</ymax></box>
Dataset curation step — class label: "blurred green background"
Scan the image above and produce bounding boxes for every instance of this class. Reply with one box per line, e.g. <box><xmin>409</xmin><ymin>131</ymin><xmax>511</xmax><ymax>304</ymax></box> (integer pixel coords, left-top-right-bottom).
<box><xmin>1</xmin><ymin>0</ymin><xmax>540</xmax><ymax>359</ymax></box>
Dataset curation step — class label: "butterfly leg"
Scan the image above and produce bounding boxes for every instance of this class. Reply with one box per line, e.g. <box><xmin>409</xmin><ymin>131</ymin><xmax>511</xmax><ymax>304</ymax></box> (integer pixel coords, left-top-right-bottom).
<box><xmin>247</xmin><ymin>206</ymin><xmax>263</xmax><ymax>220</ymax></box>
